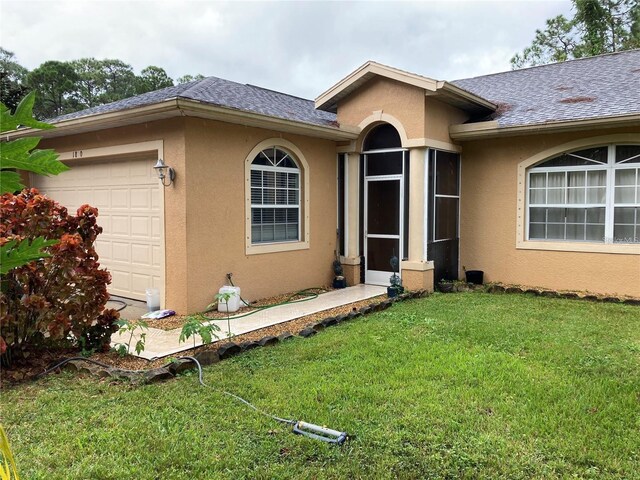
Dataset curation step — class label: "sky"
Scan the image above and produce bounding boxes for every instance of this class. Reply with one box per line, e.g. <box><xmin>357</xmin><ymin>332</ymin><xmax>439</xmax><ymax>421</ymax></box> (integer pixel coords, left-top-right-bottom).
<box><xmin>0</xmin><ymin>0</ymin><xmax>573</xmax><ymax>100</ymax></box>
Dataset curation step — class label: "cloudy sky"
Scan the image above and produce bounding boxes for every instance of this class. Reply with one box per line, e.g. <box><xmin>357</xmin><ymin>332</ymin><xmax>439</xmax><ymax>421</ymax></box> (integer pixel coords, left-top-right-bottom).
<box><xmin>1</xmin><ymin>0</ymin><xmax>572</xmax><ymax>99</ymax></box>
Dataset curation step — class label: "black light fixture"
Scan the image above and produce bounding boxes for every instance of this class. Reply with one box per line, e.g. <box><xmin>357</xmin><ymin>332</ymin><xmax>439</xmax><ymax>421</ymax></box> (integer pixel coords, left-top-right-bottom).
<box><xmin>153</xmin><ymin>158</ymin><xmax>175</xmax><ymax>187</ymax></box>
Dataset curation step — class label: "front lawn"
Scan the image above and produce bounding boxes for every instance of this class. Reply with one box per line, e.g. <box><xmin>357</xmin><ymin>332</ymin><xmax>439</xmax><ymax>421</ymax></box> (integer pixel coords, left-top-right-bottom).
<box><xmin>2</xmin><ymin>293</ymin><xmax>639</xmax><ymax>479</ymax></box>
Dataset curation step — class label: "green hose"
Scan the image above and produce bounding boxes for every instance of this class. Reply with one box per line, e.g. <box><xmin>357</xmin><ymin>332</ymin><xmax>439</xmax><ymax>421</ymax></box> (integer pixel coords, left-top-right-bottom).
<box><xmin>200</xmin><ymin>287</ymin><xmax>324</xmax><ymax>321</ymax></box>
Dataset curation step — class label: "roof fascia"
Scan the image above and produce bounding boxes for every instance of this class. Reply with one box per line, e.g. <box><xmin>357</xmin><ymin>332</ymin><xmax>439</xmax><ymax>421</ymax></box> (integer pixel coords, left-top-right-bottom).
<box><xmin>434</xmin><ymin>81</ymin><xmax>497</xmax><ymax>111</ymax></box>
<box><xmin>4</xmin><ymin>98</ymin><xmax>358</xmax><ymax>142</ymax></box>
<box><xmin>315</xmin><ymin>61</ymin><xmax>439</xmax><ymax>112</ymax></box>
<box><xmin>450</xmin><ymin>114</ymin><xmax>640</xmax><ymax>140</ymax></box>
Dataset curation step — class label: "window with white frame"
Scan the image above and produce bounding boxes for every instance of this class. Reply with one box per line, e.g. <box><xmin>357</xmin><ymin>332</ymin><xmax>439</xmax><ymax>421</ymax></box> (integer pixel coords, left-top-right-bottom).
<box><xmin>250</xmin><ymin>147</ymin><xmax>300</xmax><ymax>244</ymax></box>
<box><xmin>527</xmin><ymin>144</ymin><xmax>640</xmax><ymax>244</ymax></box>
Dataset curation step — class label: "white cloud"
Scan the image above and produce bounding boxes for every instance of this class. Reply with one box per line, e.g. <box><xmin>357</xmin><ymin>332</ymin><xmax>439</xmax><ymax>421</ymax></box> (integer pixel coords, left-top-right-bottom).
<box><xmin>0</xmin><ymin>0</ymin><xmax>572</xmax><ymax>99</ymax></box>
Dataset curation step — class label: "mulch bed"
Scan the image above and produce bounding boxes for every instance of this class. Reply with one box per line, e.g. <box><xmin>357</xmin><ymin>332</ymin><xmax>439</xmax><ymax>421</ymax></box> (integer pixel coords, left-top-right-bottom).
<box><xmin>1</xmin><ymin>293</ymin><xmax>385</xmax><ymax>387</ymax></box>
<box><xmin>147</xmin><ymin>287</ymin><xmax>332</xmax><ymax>331</ymax></box>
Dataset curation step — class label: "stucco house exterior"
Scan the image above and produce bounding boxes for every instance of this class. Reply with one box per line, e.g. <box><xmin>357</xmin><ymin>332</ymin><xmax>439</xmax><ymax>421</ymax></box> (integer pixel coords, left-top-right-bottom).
<box><xmin>13</xmin><ymin>50</ymin><xmax>640</xmax><ymax>313</ymax></box>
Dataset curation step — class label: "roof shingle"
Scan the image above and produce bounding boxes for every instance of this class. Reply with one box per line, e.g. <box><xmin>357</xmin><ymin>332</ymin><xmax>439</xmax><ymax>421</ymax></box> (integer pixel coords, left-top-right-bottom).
<box><xmin>452</xmin><ymin>49</ymin><xmax>640</xmax><ymax>127</ymax></box>
<box><xmin>50</xmin><ymin>76</ymin><xmax>338</xmax><ymax>128</ymax></box>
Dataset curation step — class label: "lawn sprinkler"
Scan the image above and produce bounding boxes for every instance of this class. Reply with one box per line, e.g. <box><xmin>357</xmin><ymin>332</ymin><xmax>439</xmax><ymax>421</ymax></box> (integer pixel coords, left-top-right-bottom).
<box><xmin>293</xmin><ymin>421</ymin><xmax>348</xmax><ymax>445</ymax></box>
<box><xmin>387</xmin><ymin>251</ymin><xmax>404</xmax><ymax>298</ymax></box>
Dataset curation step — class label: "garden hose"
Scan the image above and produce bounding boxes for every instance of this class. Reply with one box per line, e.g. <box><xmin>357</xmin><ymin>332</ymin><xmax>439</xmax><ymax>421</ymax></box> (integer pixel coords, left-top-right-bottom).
<box><xmin>106</xmin><ymin>297</ymin><xmax>128</xmax><ymax>312</ymax></box>
<box><xmin>36</xmin><ymin>356</ymin><xmax>348</xmax><ymax>445</ymax></box>
<box><xmin>201</xmin><ymin>282</ymin><xmax>325</xmax><ymax>321</ymax></box>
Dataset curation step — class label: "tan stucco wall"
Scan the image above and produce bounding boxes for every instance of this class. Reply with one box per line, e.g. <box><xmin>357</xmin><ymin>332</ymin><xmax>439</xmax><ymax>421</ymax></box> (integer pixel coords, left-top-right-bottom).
<box><xmin>39</xmin><ymin>119</ymin><xmax>190</xmax><ymax>312</ymax></box>
<box><xmin>336</xmin><ymin>77</ymin><xmax>426</xmax><ymax>139</ymax></box>
<box><xmin>183</xmin><ymin>117</ymin><xmax>338</xmax><ymax>312</ymax></box>
<box><xmin>460</xmin><ymin>126</ymin><xmax>640</xmax><ymax>298</ymax></box>
<box><xmin>38</xmin><ymin>117</ymin><xmax>339</xmax><ymax>313</ymax></box>
<box><xmin>424</xmin><ymin>97</ymin><xmax>469</xmax><ymax>144</ymax></box>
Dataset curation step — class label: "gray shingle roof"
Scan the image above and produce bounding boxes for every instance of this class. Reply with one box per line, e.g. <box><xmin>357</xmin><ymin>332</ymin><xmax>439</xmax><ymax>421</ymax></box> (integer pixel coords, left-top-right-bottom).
<box><xmin>50</xmin><ymin>77</ymin><xmax>338</xmax><ymax>128</ymax></box>
<box><xmin>452</xmin><ymin>49</ymin><xmax>640</xmax><ymax>127</ymax></box>
<box><xmin>51</xmin><ymin>49</ymin><xmax>639</xmax><ymax>131</ymax></box>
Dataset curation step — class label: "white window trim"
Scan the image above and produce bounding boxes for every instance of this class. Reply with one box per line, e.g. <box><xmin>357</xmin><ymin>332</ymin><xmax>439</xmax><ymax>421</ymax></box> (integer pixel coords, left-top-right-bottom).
<box><xmin>516</xmin><ymin>133</ymin><xmax>640</xmax><ymax>255</ymax></box>
<box><xmin>245</xmin><ymin>139</ymin><xmax>310</xmax><ymax>255</ymax></box>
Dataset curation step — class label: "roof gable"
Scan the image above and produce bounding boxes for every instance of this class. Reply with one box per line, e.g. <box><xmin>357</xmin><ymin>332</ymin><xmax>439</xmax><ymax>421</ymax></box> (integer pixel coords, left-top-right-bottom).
<box><xmin>315</xmin><ymin>61</ymin><xmax>495</xmax><ymax>115</ymax></box>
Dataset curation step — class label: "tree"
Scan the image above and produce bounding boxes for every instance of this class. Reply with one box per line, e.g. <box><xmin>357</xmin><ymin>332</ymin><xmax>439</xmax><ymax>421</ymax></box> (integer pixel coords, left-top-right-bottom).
<box><xmin>511</xmin><ymin>0</ymin><xmax>640</xmax><ymax>68</ymax></box>
<box><xmin>26</xmin><ymin>60</ymin><xmax>79</xmax><ymax>118</ymax></box>
<box><xmin>70</xmin><ymin>57</ymin><xmax>107</xmax><ymax>108</ymax></box>
<box><xmin>98</xmin><ymin>59</ymin><xmax>136</xmax><ymax>103</ymax></box>
<box><xmin>0</xmin><ymin>48</ymin><xmax>29</xmax><ymax>112</ymax></box>
<box><xmin>177</xmin><ymin>73</ymin><xmax>205</xmax><ymax>84</ymax></box>
<box><xmin>135</xmin><ymin>65</ymin><xmax>174</xmax><ymax>94</ymax></box>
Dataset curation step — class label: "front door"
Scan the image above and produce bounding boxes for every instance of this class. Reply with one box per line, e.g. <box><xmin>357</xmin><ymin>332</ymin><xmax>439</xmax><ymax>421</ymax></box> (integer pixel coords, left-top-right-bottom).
<box><xmin>364</xmin><ymin>152</ymin><xmax>405</xmax><ymax>285</ymax></box>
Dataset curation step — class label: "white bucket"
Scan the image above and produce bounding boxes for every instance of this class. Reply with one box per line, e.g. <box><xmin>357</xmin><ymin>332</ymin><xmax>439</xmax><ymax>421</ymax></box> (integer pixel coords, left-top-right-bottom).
<box><xmin>218</xmin><ymin>286</ymin><xmax>241</xmax><ymax>313</ymax></box>
<box><xmin>145</xmin><ymin>288</ymin><xmax>161</xmax><ymax>312</ymax></box>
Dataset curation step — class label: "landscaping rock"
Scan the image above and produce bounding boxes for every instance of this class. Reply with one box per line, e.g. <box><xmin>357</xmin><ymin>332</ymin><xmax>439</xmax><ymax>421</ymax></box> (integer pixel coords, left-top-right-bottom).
<box><xmin>583</xmin><ymin>294</ymin><xmax>599</xmax><ymax>302</ymax></box>
<box><xmin>321</xmin><ymin>317</ymin><xmax>338</xmax><ymax>328</ymax></box>
<box><xmin>379</xmin><ymin>300</ymin><xmax>392</xmax><ymax>310</ymax></box>
<box><xmin>195</xmin><ymin>349</ymin><xmax>220</xmax><ymax>366</ymax></box>
<box><xmin>241</xmin><ymin>341</ymin><xmax>261</xmax><ymax>351</ymax></box>
<box><xmin>218</xmin><ymin>343</ymin><xmax>242</xmax><ymax>359</ymax></box>
<box><xmin>167</xmin><ymin>358</ymin><xmax>197</xmax><ymax>375</ymax></box>
<box><xmin>540</xmin><ymin>290</ymin><xmax>559</xmax><ymax>298</ymax></box>
<box><xmin>601</xmin><ymin>296</ymin><xmax>620</xmax><ymax>303</ymax></box>
<box><xmin>622</xmin><ymin>298</ymin><xmax>640</xmax><ymax>306</ymax></box>
<box><xmin>358</xmin><ymin>306</ymin><xmax>372</xmax><ymax>315</ymax></box>
<box><xmin>62</xmin><ymin>360</ymin><xmax>81</xmax><ymax>372</ymax></box>
<box><xmin>258</xmin><ymin>336</ymin><xmax>279</xmax><ymax>347</ymax></box>
<box><xmin>311</xmin><ymin>322</ymin><xmax>325</xmax><ymax>332</ymax></box>
<box><xmin>562</xmin><ymin>292</ymin><xmax>579</xmax><ymax>299</ymax></box>
<box><xmin>298</xmin><ymin>327</ymin><xmax>317</xmax><ymax>338</ymax></box>
<box><xmin>277</xmin><ymin>332</ymin><xmax>294</xmax><ymax>341</ymax></box>
<box><xmin>94</xmin><ymin>368</ymin><xmax>113</xmax><ymax>378</ymax></box>
<box><xmin>144</xmin><ymin>367</ymin><xmax>173</xmax><ymax>383</ymax></box>
<box><xmin>335</xmin><ymin>314</ymin><xmax>348</xmax><ymax>322</ymax></box>
<box><xmin>348</xmin><ymin>310</ymin><xmax>362</xmax><ymax>319</ymax></box>
<box><xmin>505</xmin><ymin>286</ymin><xmax>522</xmax><ymax>294</ymax></box>
<box><xmin>523</xmin><ymin>288</ymin><xmax>540</xmax><ymax>296</ymax></box>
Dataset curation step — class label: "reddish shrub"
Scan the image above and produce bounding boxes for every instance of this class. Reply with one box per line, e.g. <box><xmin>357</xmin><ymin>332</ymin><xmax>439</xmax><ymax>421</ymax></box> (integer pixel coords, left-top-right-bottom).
<box><xmin>0</xmin><ymin>188</ymin><xmax>119</xmax><ymax>364</ymax></box>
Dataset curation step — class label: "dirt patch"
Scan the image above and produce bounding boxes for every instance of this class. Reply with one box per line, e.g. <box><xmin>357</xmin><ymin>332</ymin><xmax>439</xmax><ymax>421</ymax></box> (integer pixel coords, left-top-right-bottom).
<box><xmin>487</xmin><ymin>102</ymin><xmax>512</xmax><ymax>120</ymax></box>
<box><xmin>559</xmin><ymin>96</ymin><xmax>596</xmax><ymax>104</ymax></box>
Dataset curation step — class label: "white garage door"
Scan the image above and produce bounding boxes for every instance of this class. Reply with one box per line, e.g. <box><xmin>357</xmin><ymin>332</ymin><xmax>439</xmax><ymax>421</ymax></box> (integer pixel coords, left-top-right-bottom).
<box><xmin>31</xmin><ymin>155</ymin><xmax>163</xmax><ymax>301</ymax></box>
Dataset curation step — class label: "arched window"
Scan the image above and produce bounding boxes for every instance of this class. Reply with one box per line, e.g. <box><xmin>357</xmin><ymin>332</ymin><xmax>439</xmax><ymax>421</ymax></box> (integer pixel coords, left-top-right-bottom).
<box><xmin>250</xmin><ymin>147</ymin><xmax>300</xmax><ymax>244</ymax></box>
<box><xmin>527</xmin><ymin>144</ymin><xmax>640</xmax><ymax>244</ymax></box>
<box><xmin>363</xmin><ymin>123</ymin><xmax>402</xmax><ymax>151</ymax></box>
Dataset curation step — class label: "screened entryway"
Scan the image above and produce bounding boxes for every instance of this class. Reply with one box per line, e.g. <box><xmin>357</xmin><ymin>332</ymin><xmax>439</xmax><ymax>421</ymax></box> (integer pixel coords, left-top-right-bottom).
<box><xmin>361</xmin><ymin>124</ymin><xmax>409</xmax><ymax>285</ymax></box>
<box><xmin>427</xmin><ymin>149</ymin><xmax>461</xmax><ymax>282</ymax></box>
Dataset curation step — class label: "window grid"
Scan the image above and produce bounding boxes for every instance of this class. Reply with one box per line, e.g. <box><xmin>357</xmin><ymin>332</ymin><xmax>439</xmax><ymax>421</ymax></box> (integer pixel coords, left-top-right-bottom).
<box><xmin>527</xmin><ymin>144</ymin><xmax>640</xmax><ymax>244</ymax></box>
<box><xmin>250</xmin><ymin>149</ymin><xmax>301</xmax><ymax>245</ymax></box>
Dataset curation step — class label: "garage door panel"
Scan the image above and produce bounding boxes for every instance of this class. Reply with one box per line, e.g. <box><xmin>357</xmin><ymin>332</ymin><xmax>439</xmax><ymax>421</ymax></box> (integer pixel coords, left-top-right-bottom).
<box><xmin>31</xmin><ymin>156</ymin><xmax>162</xmax><ymax>301</ymax></box>
<box><xmin>131</xmin><ymin>244</ymin><xmax>152</xmax><ymax>266</ymax></box>
<box><xmin>151</xmin><ymin>189</ymin><xmax>161</xmax><ymax>209</ymax></box>
<box><xmin>131</xmin><ymin>189</ymin><xmax>151</xmax><ymax>209</ymax></box>
<box><xmin>111</xmin><ymin>216</ymin><xmax>130</xmax><ymax>236</ymax></box>
<box><xmin>152</xmin><ymin>245</ymin><xmax>162</xmax><ymax>266</ymax></box>
<box><xmin>93</xmin><ymin>190</ymin><xmax>110</xmax><ymax>208</ymax></box>
<box><xmin>151</xmin><ymin>217</ymin><xmax>162</xmax><ymax>238</ymax></box>
<box><xmin>112</xmin><ymin>242</ymin><xmax>131</xmax><ymax>263</ymax></box>
<box><xmin>111</xmin><ymin>189</ymin><xmax>129</xmax><ymax>209</ymax></box>
<box><xmin>131</xmin><ymin>216</ymin><xmax>151</xmax><ymax>238</ymax></box>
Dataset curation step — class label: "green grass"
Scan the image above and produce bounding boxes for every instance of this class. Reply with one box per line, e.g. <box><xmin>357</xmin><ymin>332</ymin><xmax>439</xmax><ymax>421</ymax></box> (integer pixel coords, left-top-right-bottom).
<box><xmin>2</xmin><ymin>293</ymin><xmax>639</xmax><ymax>479</ymax></box>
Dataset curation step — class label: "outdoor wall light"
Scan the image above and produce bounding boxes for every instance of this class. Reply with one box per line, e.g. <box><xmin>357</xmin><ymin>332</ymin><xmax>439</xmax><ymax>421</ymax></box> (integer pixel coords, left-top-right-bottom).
<box><xmin>153</xmin><ymin>158</ymin><xmax>175</xmax><ymax>187</ymax></box>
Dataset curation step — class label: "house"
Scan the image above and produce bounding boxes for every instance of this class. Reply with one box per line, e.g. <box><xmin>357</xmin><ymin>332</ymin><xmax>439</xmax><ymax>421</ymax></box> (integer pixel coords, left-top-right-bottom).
<box><xmin>13</xmin><ymin>50</ymin><xmax>640</xmax><ymax>313</ymax></box>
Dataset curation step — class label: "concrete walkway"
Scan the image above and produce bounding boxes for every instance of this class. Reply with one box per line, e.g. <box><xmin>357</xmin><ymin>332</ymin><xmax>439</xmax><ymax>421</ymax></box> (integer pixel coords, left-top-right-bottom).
<box><xmin>110</xmin><ymin>284</ymin><xmax>386</xmax><ymax>360</ymax></box>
